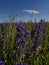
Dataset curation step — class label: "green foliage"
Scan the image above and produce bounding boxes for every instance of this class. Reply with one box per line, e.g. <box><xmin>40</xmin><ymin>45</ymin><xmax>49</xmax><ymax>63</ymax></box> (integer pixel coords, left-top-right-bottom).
<box><xmin>0</xmin><ymin>21</ymin><xmax>49</xmax><ymax>65</ymax></box>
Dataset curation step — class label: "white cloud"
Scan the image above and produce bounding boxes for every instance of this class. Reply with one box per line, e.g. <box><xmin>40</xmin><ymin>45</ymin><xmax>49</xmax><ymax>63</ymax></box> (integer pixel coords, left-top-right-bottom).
<box><xmin>22</xmin><ymin>10</ymin><xmax>39</xmax><ymax>14</ymax></box>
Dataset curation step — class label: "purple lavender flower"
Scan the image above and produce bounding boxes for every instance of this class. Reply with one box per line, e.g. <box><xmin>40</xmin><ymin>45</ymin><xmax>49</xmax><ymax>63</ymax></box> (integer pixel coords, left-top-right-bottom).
<box><xmin>17</xmin><ymin>50</ymin><xmax>21</xmax><ymax>56</ymax></box>
<box><xmin>16</xmin><ymin>23</ymin><xmax>25</xmax><ymax>30</ymax></box>
<box><xmin>16</xmin><ymin>44</ymin><xmax>19</xmax><ymax>49</ymax></box>
<box><xmin>22</xmin><ymin>37</ymin><xmax>26</xmax><ymax>42</ymax></box>
<box><xmin>20</xmin><ymin>23</ymin><xmax>25</xmax><ymax>29</ymax></box>
<box><xmin>26</xmin><ymin>35</ymin><xmax>31</xmax><ymax>39</ymax></box>
<box><xmin>16</xmin><ymin>22</ymin><xmax>32</xmax><ymax>63</ymax></box>
<box><xmin>20</xmin><ymin>29</ymin><xmax>25</xmax><ymax>35</ymax></box>
<box><xmin>35</xmin><ymin>23</ymin><xmax>39</xmax><ymax>31</ymax></box>
<box><xmin>21</xmin><ymin>49</ymin><xmax>26</xmax><ymax>54</ymax></box>
<box><xmin>32</xmin><ymin>20</ymin><xmax>45</xmax><ymax>51</ymax></box>
<box><xmin>17</xmin><ymin>49</ymin><xmax>26</xmax><ymax>56</ymax></box>
<box><xmin>16</xmin><ymin>23</ymin><xmax>21</xmax><ymax>28</ymax></box>
<box><xmin>22</xmin><ymin>43</ymin><xmax>26</xmax><ymax>48</ymax></box>
<box><xmin>26</xmin><ymin>30</ymin><xmax>30</xmax><ymax>34</ymax></box>
<box><xmin>38</xmin><ymin>19</ymin><xmax>45</xmax><ymax>42</ymax></box>
<box><xmin>16</xmin><ymin>37</ymin><xmax>21</xmax><ymax>43</ymax></box>
<box><xmin>39</xmin><ymin>35</ymin><xmax>43</xmax><ymax>41</ymax></box>
<box><xmin>34</xmin><ymin>31</ymin><xmax>38</xmax><ymax>36</ymax></box>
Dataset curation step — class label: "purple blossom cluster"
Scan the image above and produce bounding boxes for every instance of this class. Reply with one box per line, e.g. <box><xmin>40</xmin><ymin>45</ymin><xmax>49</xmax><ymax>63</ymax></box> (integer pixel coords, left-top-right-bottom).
<box><xmin>33</xmin><ymin>19</ymin><xmax>45</xmax><ymax>51</ymax></box>
<box><xmin>15</xmin><ymin>23</ymin><xmax>26</xmax><ymax>61</ymax></box>
<box><xmin>16</xmin><ymin>22</ymin><xmax>26</xmax><ymax>49</ymax></box>
<box><xmin>39</xmin><ymin>19</ymin><xmax>45</xmax><ymax>42</ymax></box>
<box><xmin>15</xmin><ymin>22</ymin><xmax>31</xmax><ymax>64</ymax></box>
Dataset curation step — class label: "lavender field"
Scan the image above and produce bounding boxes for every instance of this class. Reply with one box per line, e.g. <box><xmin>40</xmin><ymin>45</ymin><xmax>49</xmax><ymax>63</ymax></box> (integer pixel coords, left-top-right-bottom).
<box><xmin>0</xmin><ymin>19</ymin><xmax>49</xmax><ymax>65</ymax></box>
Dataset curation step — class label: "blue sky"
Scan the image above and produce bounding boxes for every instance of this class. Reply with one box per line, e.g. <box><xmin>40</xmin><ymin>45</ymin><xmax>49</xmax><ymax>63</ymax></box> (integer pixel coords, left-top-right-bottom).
<box><xmin>0</xmin><ymin>0</ymin><xmax>49</xmax><ymax>22</ymax></box>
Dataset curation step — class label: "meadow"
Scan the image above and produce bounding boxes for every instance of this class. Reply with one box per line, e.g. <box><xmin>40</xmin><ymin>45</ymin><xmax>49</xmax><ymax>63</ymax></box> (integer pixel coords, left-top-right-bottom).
<box><xmin>0</xmin><ymin>19</ymin><xmax>49</xmax><ymax>65</ymax></box>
